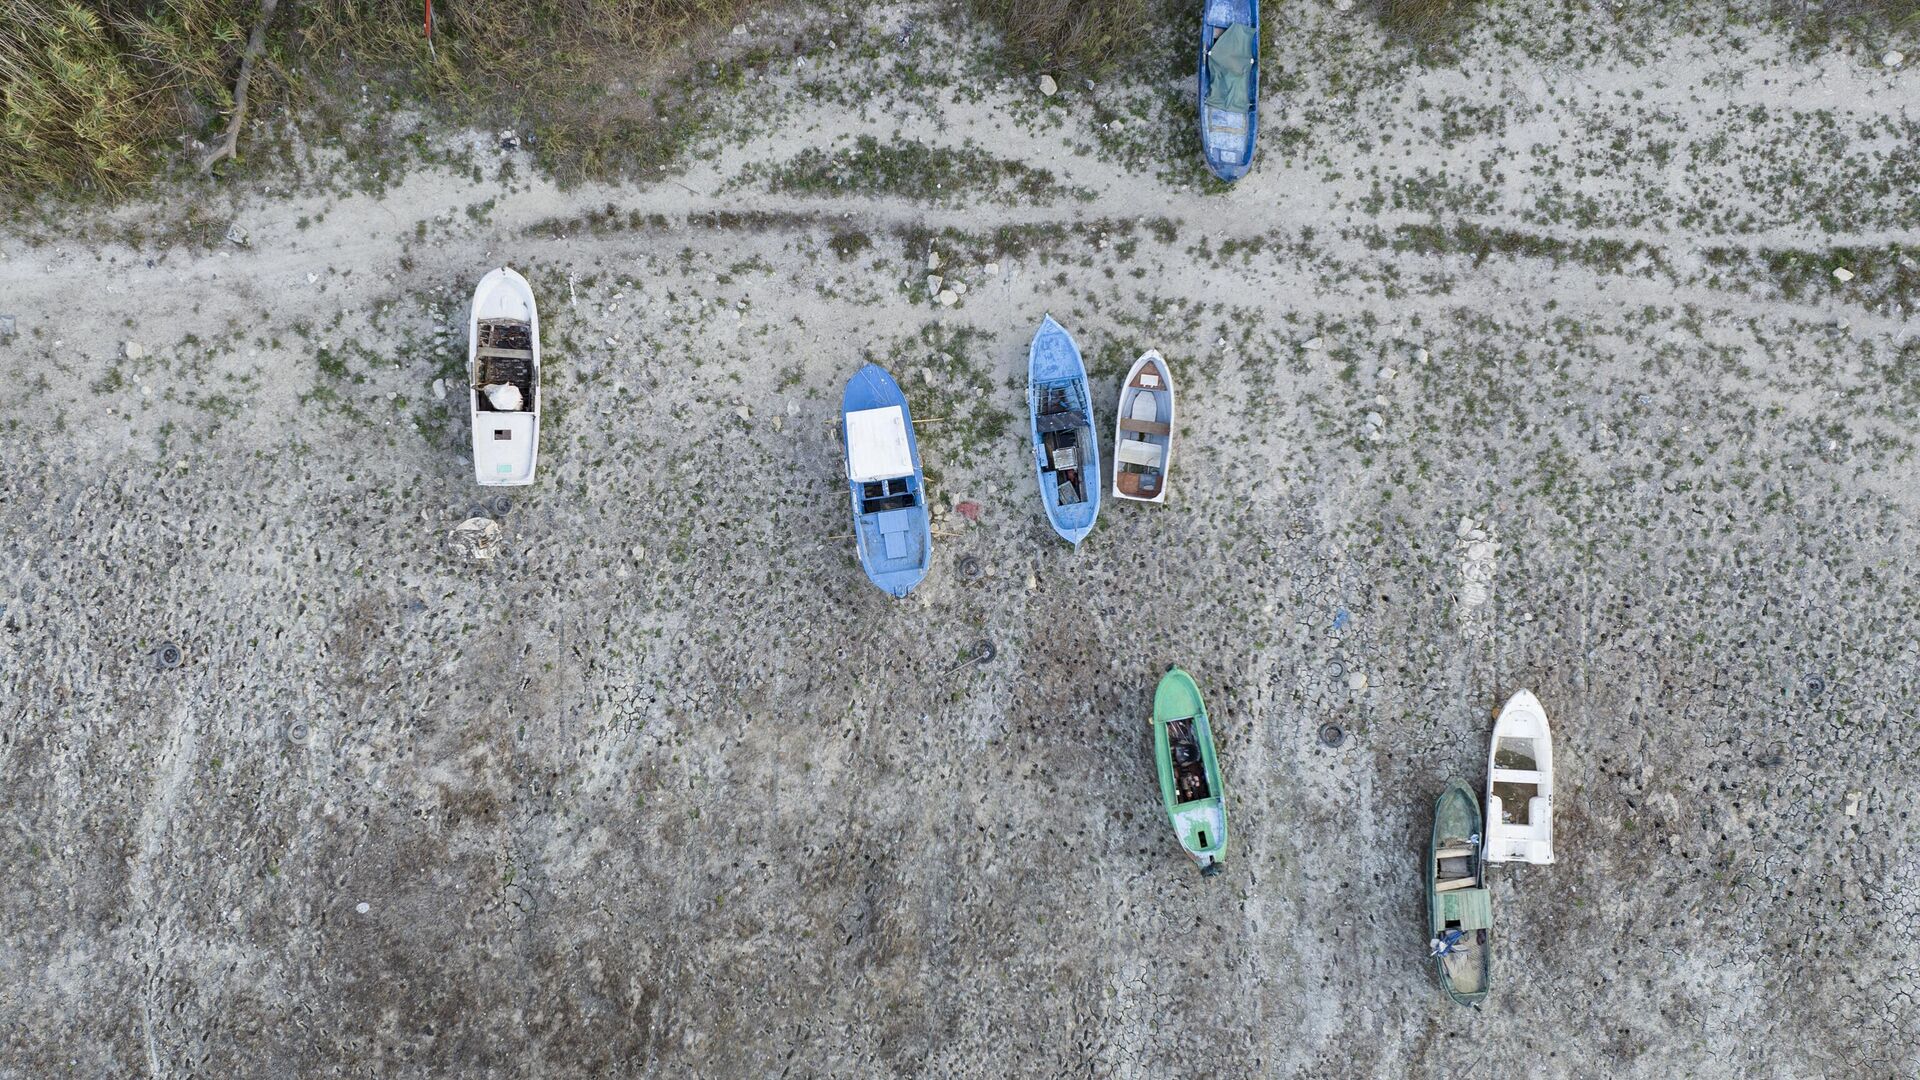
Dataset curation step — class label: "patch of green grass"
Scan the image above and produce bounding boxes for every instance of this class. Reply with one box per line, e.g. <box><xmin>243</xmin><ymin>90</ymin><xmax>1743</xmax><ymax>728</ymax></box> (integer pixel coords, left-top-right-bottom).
<box><xmin>963</xmin><ymin>0</ymin><xmax>1153</xmax><ymax>74</ymax></box>
<box><xmin>748</xmin><ymin>134</ymin><xmax>1078</xmax><ymax>205</ymax></box>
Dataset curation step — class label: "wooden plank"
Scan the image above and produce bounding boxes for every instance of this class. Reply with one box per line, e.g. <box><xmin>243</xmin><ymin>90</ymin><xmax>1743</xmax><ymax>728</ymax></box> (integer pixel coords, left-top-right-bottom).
<box><xmin>1434</xmin><ymin>846</ymin><xmax>1474</xmax><ymax>859</ymax></box>
<box><xmin>1118</xmin><ymin>417</ymin><xmax>1171</xmax><ymax>436</ymax></box>
<box><xmin>1435</xmin><ymin>876</ymin><xmax>1478</xmax><ymax>893</ymax></box>
<box><xmin>476</xmin><ymin>347</ymin><xmax>534</xmax><ymax>359</ymax></box>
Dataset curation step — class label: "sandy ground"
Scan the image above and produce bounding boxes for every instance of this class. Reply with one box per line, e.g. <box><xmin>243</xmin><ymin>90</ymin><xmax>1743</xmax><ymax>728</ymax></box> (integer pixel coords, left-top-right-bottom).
<box><xmin>2</xmin><ymin>2</ymin><xmax>1918</xmax><ymax>1077</ymax></box>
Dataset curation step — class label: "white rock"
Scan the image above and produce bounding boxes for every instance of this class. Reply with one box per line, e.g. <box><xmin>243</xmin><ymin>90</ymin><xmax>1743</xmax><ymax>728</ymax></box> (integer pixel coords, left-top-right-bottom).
<box><xmin>952</xmin><ymin>281</ymin><xmax>968</xmax><ymax>295</ymax></box>
<box><xmin>936</xmin><ymin>290</ymin><xmax>958</xmax><ymax>306</ymax></box>
<box><xmin>1832</xmin><ymin>267</ymin><xmax>1854</xmax><ymax>282</ymax></box>
<box><xmin>1301</xmin><ymin>336</ymin><xmax>1324</xmax><ymax>350</ymax></box>
<box><xmin>1026</xmin><ymin>573</ymin><xmax>1038</xmax><ymax>592</ymax></box>
<box><xmin>306</xmin><ymin>272</ymin><xmax>319</xmax><ymax>284</ymax></box>
<box><xmin>1334</xmin><ymin>0</ymin><xmax>1354</xmax><ymax>9</ymax></box>
<box><xmin>1347</xmin><ymin>672</ymin><xmax>1368</xmax><ymax>691</ymax></box>
<box><xmin>1417</xmin><ymin>348</ymin><xmax>1431</xmax><ymax>364</ymax></box>
<box><xmin>927</xmin><ymin>274</ymin><xmax>944</xmax><ymax>294</ymax></box>
<box><xmin>1885</xmin><ymin>50</ymin><xmax>1904</xmax><ymax>67</ymax></box>
<box><xmin>984</xmin><ymin>262</ymin><xmax>1000</xmax><ymax>276</ymax></box>
<box><xmin>1365</xmin><ymin>411</ymin><xmax>1384</xmax><ymax>428</ymax></box>
<box><xmin>1846</xmin><ymin>791</ymin><xmax>1861</xmax><ymax>817</ymax></box>
<box><xmin>730</xmin><ymin>23</ymin><xmax>747</xmax><ymax>36</ymax></box>
<box><xmin>356</xmin><ymin>902</ymin><xmax>371</xmax><ymax>914</ymax></box>
<box><xmin>1378</xmin><ymin>367</ymin><xmax>1397</xmax><ymax>380</ymax></box>
<box><xmin>1039</xmin><ymin>74</ymin><xmax>1058</xmax><ymax>97</ymax></box>
<box><xmin>771</xmin><ymin>414</ymin><xmax>784</xmax><ymax>432</ymax></box>
<box><xmin>926</xmin><ymin>250</ymin><xmax>942</xmax><ymax>271</ymax></box>
<box><xmin>431</xmin><ymin>378</ymin><xmax>447</xmax><ymax>401</ymax></box>
<box><xmin>120</xmin><ymin>341</ymin><xmax>146</xmax><ymax>360</ymax></box>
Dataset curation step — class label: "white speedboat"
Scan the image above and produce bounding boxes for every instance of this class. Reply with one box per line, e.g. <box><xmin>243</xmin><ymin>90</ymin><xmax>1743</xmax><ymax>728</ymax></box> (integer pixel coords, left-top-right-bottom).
<box><xmin>1484</xmin><ymin>689</ymin><xmax>1555</xmax><ymax>865</ymax></box>
<box><xmin>1111</xmin><ymin>350</ymin><xmax>1174</xmax><ymax>504</ymax></box>
<box><xmin>468</xmin><ymin>267</ymin><xmax>540</xmax><ymax>486</ymax></box>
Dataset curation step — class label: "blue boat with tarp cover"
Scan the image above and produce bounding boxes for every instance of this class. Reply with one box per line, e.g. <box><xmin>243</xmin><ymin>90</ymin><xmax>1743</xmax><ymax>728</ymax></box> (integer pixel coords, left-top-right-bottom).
<box><xmin>841</xmin><ymin>364</ymin><xmax>932</xmax><ymax>597</ymax></box>
<box><xmin>1199</xmin><ymin>0</ymin><xmax>1259</xmax><ymax>181</ymax></box>
<box><xmin>1027</xmin><ymin>315</ymin><xmax>1100</xmax><ymax>546</ymax></box>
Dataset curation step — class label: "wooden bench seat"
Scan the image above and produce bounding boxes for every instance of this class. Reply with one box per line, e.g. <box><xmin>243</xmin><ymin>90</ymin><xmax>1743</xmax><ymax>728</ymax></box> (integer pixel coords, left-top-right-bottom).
<box><xmin>1118</xmin><ymin>417</ymin><xmax>1171</xmax><ymax>436</ymax></box>
<box><xmin>476</xmin><ymin>346</ymin><xmax>535</xmax><ymax>360</ymax></box>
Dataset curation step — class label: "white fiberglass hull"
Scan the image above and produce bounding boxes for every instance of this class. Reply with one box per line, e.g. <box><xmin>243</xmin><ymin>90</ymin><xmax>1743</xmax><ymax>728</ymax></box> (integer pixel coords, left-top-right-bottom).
<box><xmin>1485</xmin><ymin>689</ymin><xmax>1555</xmax><ymax>865</ymax></box>
<box><xmin>468</xmin><ymin>267</ymin><xmax>541</xmax><ymax>486</ymax></box>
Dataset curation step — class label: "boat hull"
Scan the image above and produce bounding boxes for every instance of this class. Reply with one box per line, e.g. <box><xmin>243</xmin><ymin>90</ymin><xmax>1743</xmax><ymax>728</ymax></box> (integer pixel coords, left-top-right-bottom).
<box><xmin>1028</xmin><ymin>315</ymin><xmax>1101</xmax><ymax>546</ymax></box>
<box><xmin>468</xmin><ymin>267</ymin><xmax>540</xmax><ymax>487</ymax></box>
<box><xmin>1112</xmin><ymin>350</ymin><xmax>1175</xmax><ymax>504</ymax></box>
<box><xmin>842</xmin><ymin>364</ymin><xmax>932</xmax><ymax>598</ymax></box>
<box><xmin>1152</xmin><ymin>667</ymin><xmax>1228</xmax><ymax>873</ymax></box>
<box><xmin>1427</xmin><ymin>780</ymin><xmax>1491</xmax><ymax>1006</ymax></box>
<box><xmin>1198</xmin><ymin>0</ymin><xmax>1260</xmax><ymax>182</ymax></box>
<box><xmin>1485</xmin><ymin>689</ymin><xmax>1555</xmax><ymax>864</ymax></box>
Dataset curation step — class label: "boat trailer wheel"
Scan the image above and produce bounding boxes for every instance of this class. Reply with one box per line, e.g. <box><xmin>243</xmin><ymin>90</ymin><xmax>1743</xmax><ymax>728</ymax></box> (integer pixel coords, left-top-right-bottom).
<box><xmin>1318</xmin><ymin>722</ymin><xmax>1346</xmax><ymax>748</ymax></box>
<box><xmin>1803</xmin><ymin>674</ymin><xmax>1826</xmax><ymax>696</ymax></box>
<box><xmin>152</xmin><ymin>642</ymin><xmax>183</xmax><ymax>670</ymax></box>
<box><xmin>958</xmin><ymin>555</ymin><xmax>983</xmax><ymax>580</ymax></box>
<box><xmin>488</xmin><ymin>495</ymin><xmax>512</xmax><ymax>517</ymax></box>
<box><xmin>286</xmin><ymin>720</ymin><xmax>311</xmax><ymax>745</ymax></box>
<box><xmin>973</xmin><ymin>639</ymin><xmax>996</xmax><ymax>664</ymax></box>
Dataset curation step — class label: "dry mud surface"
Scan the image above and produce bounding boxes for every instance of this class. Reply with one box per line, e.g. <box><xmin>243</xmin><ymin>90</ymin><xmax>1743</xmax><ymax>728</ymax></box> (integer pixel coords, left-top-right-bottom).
<box><xmin>3</xmin><ymin>3</ymin><xmax>1918</xmax><ymax>1077</ymax></box>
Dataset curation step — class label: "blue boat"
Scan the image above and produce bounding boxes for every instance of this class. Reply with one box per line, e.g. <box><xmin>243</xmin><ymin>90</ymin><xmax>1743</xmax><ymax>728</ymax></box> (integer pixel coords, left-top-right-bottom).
<box><xmin>1198</xmin><ymin>0</ymin><xmax>1259</xmax><ymax>181</ymax></box>
<box><xmin>1027</xmin><ymin>315</ymin><xmax>1101</xmax><ymax>546</ymax></box>
<box><xmin>841</xmin><ymin>364</ymin><xmax>932</xmax><ymax>597</ymax></box>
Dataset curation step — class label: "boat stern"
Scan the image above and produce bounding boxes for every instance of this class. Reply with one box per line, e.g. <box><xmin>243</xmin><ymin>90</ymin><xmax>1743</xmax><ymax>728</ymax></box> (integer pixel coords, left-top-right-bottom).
<box><xmin>472</xmin><ymin>411</ymin><xmax>538</xmax><ymax>486</ymax></box>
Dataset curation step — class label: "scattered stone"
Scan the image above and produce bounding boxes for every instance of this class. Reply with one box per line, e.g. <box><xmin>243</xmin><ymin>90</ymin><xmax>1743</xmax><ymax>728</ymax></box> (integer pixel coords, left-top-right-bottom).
<box><xmin>1845</xmin><ymin>791</ymin><xmax>1861</xmax><ymax>817</ymax></box>
<box><xmin>736</xmin><ymin>406</ymin><xmax>751</xmax><ymax>422</ymax></box>
<box><xmin>306</xmin><ymin>272</ymin><xmax>319</xmax><ymax>285</ymax></box>
<box><xmin>730</xmin><ymin>23</ymin><xmax>747</xmax><ymax>36</ymax></box>
<box><xmin>926</xmin><ymin>250</ymin><xmax>942</xmax><ymax>271</ymax></box>
<box><xmin>1333</xmin><ymin>0</ymin><xmax>1355</xmax><ymax>9</ymax></box>
<box><xmin>1378</xmin><ymin>367</ymin><xmax>1397</xmax><ymax>380</ymax></box>
<box><xmin>449</xmin><ymin>518</ymin><xmax>503</xmax><ymax>562</ymax></box>
<box><xmin>1885</xmin><ymin>49</ymin><xmax>1905</xmax><ymax>67</ymax></box>
<box><xmin>771</xmin><ymin>414</ymin><xmax>784</xmax><ymax>433</ymax></box>
<box><xmin>1301</xmin><ymin>336</ymin><xmax>1324</xmax><ymax>350</ymax></box>
<box><xmin>936</xmin><ymin>290</ymin><xmax>958</xmax><ymax>306</ymax></box>
<box><xmin>1039</xmin><ymin>74</ymin><xmax>1058</xmax><ymax>97</ymax></box>
<box><xmin>984</xmin><ymin>263</ymin><xmax>1000</xmax><ymax>277</ymax></box>
<box><xmin>1365</xmin><ymin>411</ymin><xmax>1384</xmax><ymax>429</ymax></box>
<box><xmin>356</xmin><ymin>902</ymin><xmax>371</xmax><ymax>914</ymax></box>
<box><xmin>1832</xmin><ymin>267</ymin><xmax>1854</xmax><ymax>282</ymax></box>
<box><xmin>927</xmin><ymin>275</ymin><xmax>944</xmax><ymax>294</ymax></box>
<box><xmin>1348</xmin><ymin>671</ymin><xmax>1368</xmax><ymax>691</ymax></box>
<box><xmin>431</xmin><ymin>378</ymin><xmax>447</xmax><ymax>402</ymax></box>
<box><xmin>0</xmin><ymin>315</ymin><xmax>13</xmax><ymax>340</ymax></box>
<box><xmin>1026</xmin><ymin>572</ymin><xmax>1038</xmax><ymax>592</ymax></box>
<box><xmin>952</xmin><ymin>281</ymin><xmax>968</xmax><ymax>296</ymax></box>
<box><xmin>497</xmin><ymin>129</ymin><xmax>520</xmax><ymax>151</ymax></box>
<box><xmin>121</xmin><ymin>341</ymin><xmax>146</xmax><ymax>361</ymax></box>
<box><xmin>1417</xmin><ymin>348</ymin><xmax>1431</xmax><ymax>363</ymax></box>
<box><xmin>225</xmin><ymin>223</ymin><xmax>249</xmax><ymax>247</ymax></box>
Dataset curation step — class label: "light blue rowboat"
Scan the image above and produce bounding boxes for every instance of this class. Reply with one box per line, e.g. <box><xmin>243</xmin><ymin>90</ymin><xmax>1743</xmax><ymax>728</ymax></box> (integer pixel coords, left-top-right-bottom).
<box><xmin>842</xmin><ymin>364</ymin><xmax>932</xmax><ymax>597</ymax></box>
<box><xmin>1028</xmin><ymin>315</ymin><xmax>1100</xmax><ymax>546</ymax></box>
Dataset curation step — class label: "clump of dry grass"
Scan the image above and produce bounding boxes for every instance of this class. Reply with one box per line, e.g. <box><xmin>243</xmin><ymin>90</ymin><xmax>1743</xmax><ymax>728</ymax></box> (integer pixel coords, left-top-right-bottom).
<box><xmin>1778</xmin><ymin>0</ymin><xmax>1920</xmax><ymax>42</ymax></box>
<box><xmin>1378</xmin><ymin>0</ymin><xmax>1478</xmax><ymax>36</ymax></box>
<box><xmin>0</xmin><ymin>0</ymin><xmax>765</xmax><ymax>200</ymax></box>
<box><xmin>966</xmin><ymin>0</ymin><xmax>1154</xmax><ymax>73</ymax></box>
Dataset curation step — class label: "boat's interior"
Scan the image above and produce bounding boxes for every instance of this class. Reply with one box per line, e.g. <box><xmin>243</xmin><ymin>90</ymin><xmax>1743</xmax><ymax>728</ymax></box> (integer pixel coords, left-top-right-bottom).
<box><xmin>1492</xmin><ymin>736</ymin><xmax>1541</xmax><ymax>825</ymax></box>
<box><xmin>1166</xmin><ymin>718</ymin><xmax>1212</xmax><ymax>804</ymax></box>
<box><xmin>1037</xmin><ymin>385</ymin><xmax>1089</xmax><ymax>506</ymax></box>
<box><xmin>861</xmin><ymin>477</ymin><xmax>917</xmax><ymax>513</ymax></box>
<box><xmin>1116</xmin><ymin>368</ymin><xmax>1170</xmax><ymax>498</ymax></box>
<box><xmin>474</xmin><ymin>319</ymin><xmax>535</xmax><ymax>412</ymax></box>
<box><xmin>1434</xmin><ymin>834</ymin><xmax>1489</xmax><ymax>992</ymax></box>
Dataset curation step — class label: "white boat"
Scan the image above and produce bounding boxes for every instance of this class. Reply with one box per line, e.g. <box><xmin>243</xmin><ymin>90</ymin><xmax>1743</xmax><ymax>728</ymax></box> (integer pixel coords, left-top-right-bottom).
<box><xmin>1484</xmin><ymin>689</ymin><xmax>1554</xmax><ymax>865</ymax></box>
<box><xmin>1111</xmin><ymin>350</ymin><xmax>1174</xmax><ymax>503</ymax></box>
<box><xmin>468</xmin><ymin>267</ymin><xmax>540</xmax><ymax>486</ymax></box>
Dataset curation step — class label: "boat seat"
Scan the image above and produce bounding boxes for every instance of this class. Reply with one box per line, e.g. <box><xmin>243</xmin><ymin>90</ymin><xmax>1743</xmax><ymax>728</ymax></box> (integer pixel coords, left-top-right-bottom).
<box><xmin>1116</xmin><ymin>438</ymin><xmax>1161</xmax><ymax>468</ymax></box>
<box><xmin>1118</xmin><ymin>417</ymin><xmax>1171</xmax><ymax>436</ymax></box>
<box><xmin>1435</xmin><ymin>876</ymin><xmax>1478</xmax><ymax>894</ymax></box>
<box><xmin>476</xmin><ymin>346</ymin><xmax>534</xmax><ymax>360</ymax></box>
<box><xmin>1434</xmin><ymin>846</ymin><xmax>1474</xmax><ymax>860</ymax></box>
<box><xmin>1036</xmin><ymin>410</ymin><xmax>1082</xmax><ymax>434</ymax></box>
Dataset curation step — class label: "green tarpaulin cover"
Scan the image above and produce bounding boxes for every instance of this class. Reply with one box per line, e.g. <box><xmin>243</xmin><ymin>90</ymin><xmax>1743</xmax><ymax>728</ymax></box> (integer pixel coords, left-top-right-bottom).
<box><xmin>1204</xmin><ymin>24</ymin><xmax>1256</xmax><ymax>112</ymax></box>
<box><xmin>1441</xmin><ymin>888</ymin><xmax>1493</xmax><ymax>931</ymax></box>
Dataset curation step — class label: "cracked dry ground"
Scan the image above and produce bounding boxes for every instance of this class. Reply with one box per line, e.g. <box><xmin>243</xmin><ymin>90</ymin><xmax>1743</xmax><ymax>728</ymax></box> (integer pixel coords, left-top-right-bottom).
<box><xmin>2</xmin><ymin>4</ymin><xmax>1918</xmax><ymax>1078</ymax></box>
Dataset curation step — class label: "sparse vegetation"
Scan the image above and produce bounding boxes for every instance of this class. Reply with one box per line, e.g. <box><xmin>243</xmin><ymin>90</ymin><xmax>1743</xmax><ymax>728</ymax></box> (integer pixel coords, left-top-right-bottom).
<box><xmin>964</xmin><ymin>0</ymin><xmax>1153</xmax><ymax>73</ymax></box>
<box><xmin>748</xmin><ymin>135</ymin><xmax>1078</xmax><ymax>205</ymax></box>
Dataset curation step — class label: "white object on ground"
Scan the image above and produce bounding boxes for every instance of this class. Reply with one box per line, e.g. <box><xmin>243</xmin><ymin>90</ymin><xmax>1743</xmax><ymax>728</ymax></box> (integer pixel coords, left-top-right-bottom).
<box><xmin>1833</xmin><ymin>267</ymin><xmax>1854</xmax><ymax>282</ymax></box>
<box><xmin>1484</xmin><ymin>689</ymin><xmax>1555</xmax><ymax>865</ymax></box>
<box><xmin>1039</xmin><ymin>75</ymin><xmax>1058</xmax><ymax>96</ymax></box>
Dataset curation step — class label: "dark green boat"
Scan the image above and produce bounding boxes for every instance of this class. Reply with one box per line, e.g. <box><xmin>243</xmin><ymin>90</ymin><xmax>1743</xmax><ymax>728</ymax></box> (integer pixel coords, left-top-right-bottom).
<box><xmin>1152</xmin><ymin>666</ymin><xmax>1227</xmax><ymax>875</ymax></box>
<box><xmin>1427</xmin><ymin>780</ymin><xmax>1491</xmax><ymax>1006</ymax></box>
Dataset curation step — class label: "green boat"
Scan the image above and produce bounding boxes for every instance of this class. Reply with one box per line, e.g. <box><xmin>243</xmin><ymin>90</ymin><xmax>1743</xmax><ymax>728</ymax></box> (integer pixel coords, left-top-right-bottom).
<box><xmin>1427</xmin><ymin>780</ymin><xmax>1491</xmax><ymax>1006</ymax></box>
<box><xmin>1151</xmin><ymin>666</ymin><xmax>1228</xmax><ymax>875</ymax></box>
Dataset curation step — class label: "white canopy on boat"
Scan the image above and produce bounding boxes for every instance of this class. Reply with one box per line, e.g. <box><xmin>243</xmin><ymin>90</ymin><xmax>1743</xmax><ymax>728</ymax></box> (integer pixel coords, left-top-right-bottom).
<box><xmin>846</xmin><ymin>406</ymin><xmax>913</xmax><ymax>482</ymax></box>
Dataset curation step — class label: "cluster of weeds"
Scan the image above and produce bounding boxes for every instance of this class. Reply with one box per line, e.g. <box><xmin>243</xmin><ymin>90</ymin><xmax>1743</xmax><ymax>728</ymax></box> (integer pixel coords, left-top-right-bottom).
<box><xmin>961</xmin><ymin>0</ymin><xmax>1154</xmax><ymax>74</ymax></box>
<box><xmin>746</xmin><ymin>134</ymin><xmax>1079</xmax><ymax>205</ymax></box>
<box><xmin>0</xmin><ymin>0</ymin><xmax>774</xmax><ymax>200</ymax></box>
